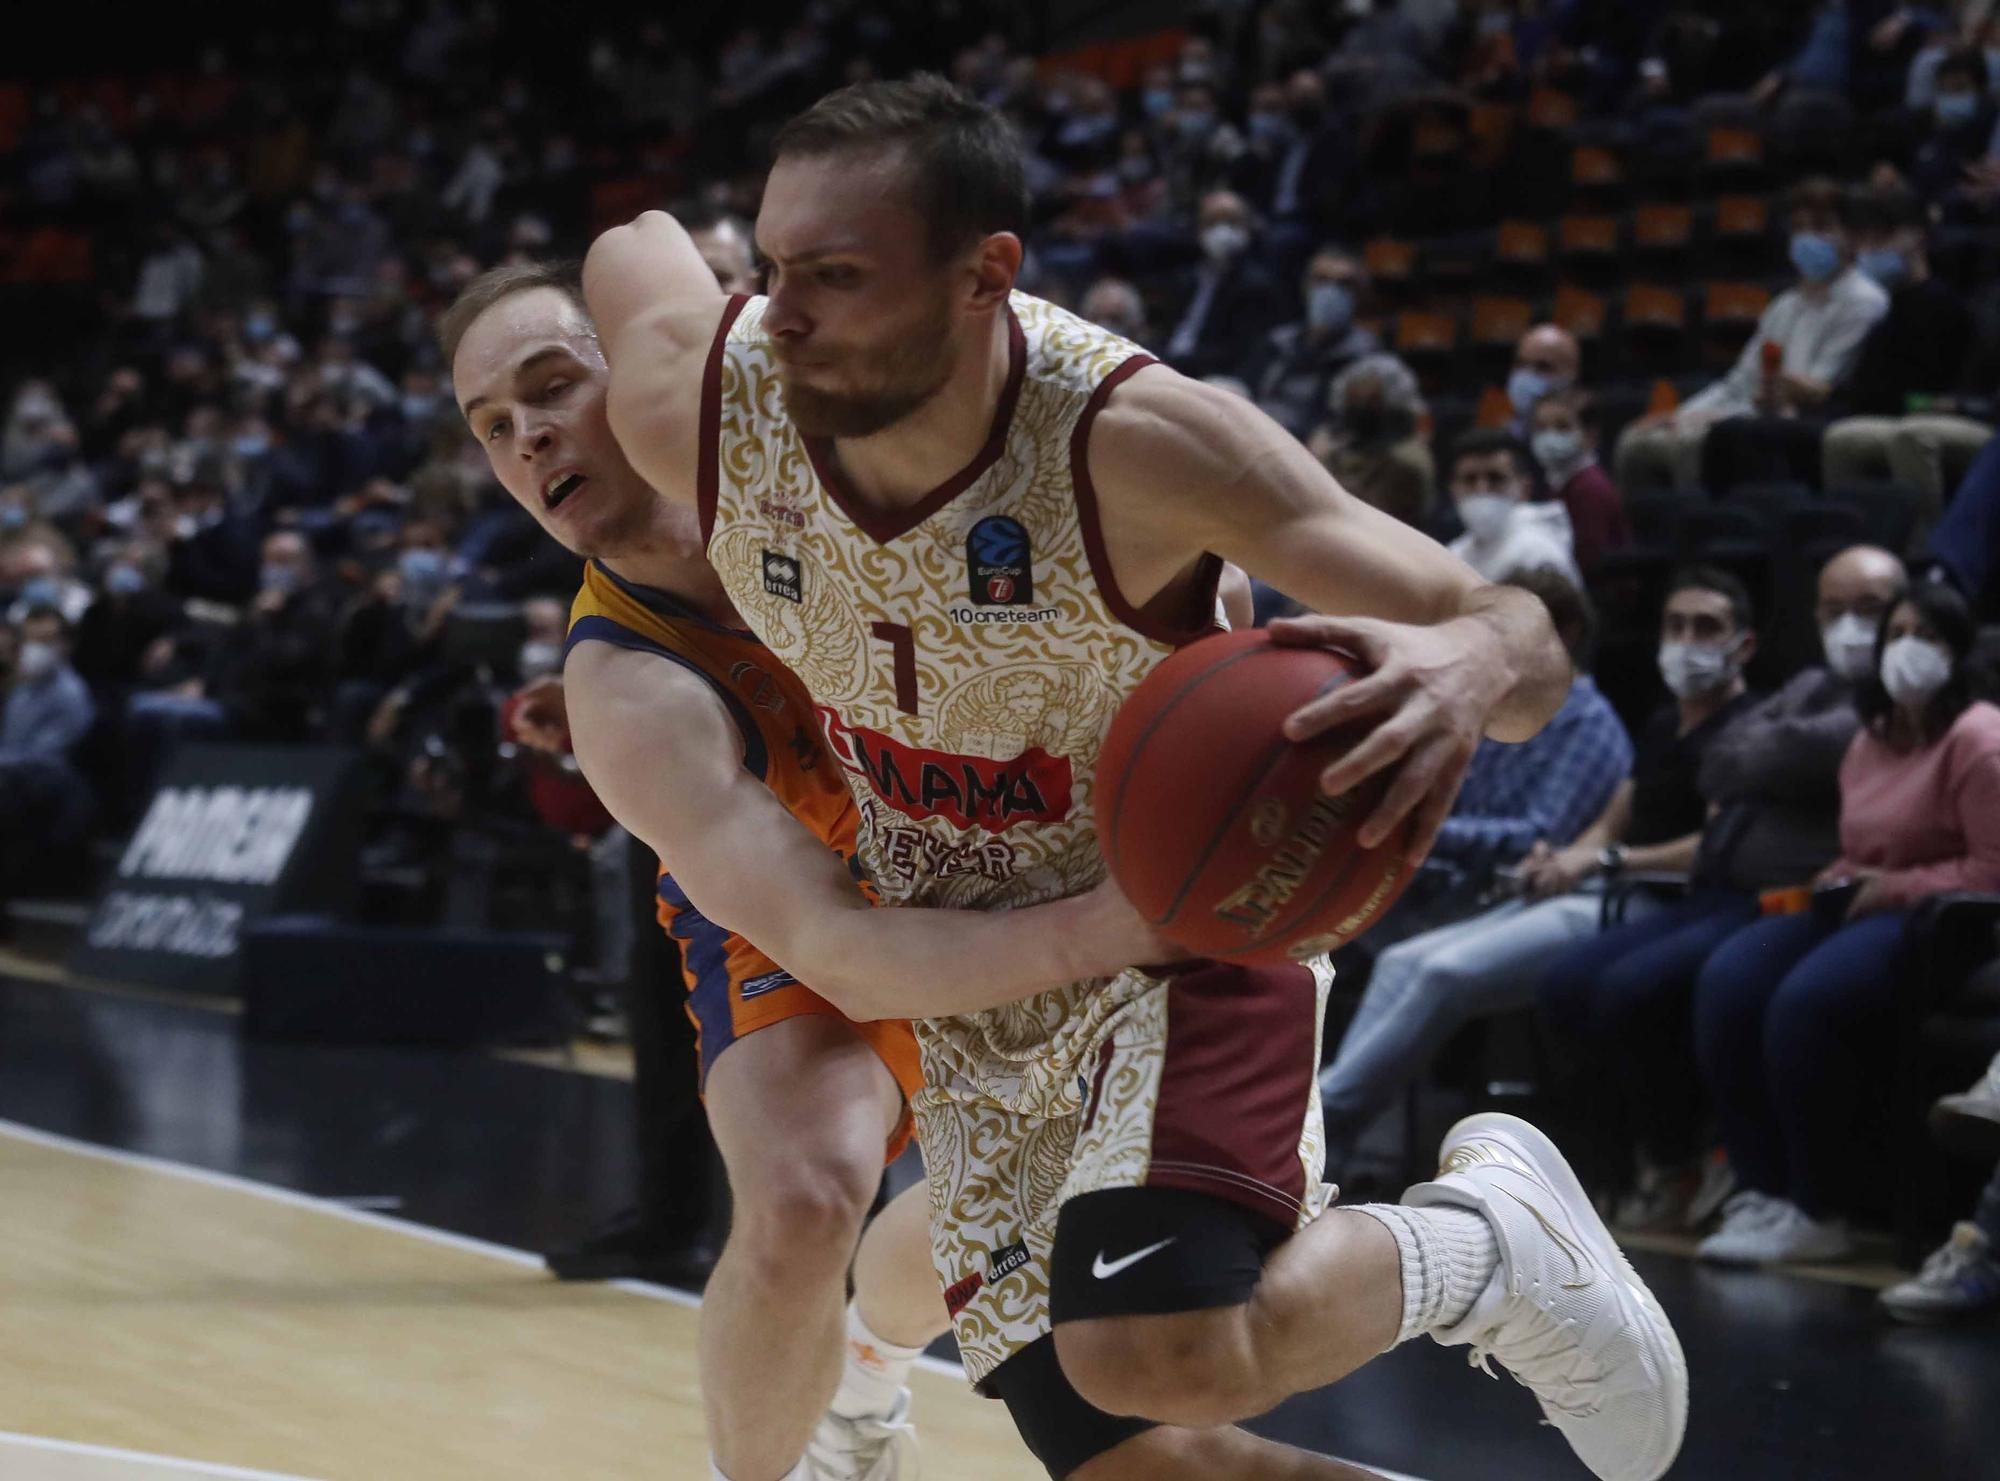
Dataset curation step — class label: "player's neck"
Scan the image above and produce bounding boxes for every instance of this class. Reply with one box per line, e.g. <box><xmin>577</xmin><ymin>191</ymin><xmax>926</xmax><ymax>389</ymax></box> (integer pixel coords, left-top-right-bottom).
<box><xmin>824</xmin><ymin>312</ymin><xmax>1013</xmax><ymax>510</ymax></box>
<box><xmin>598</xmin><ymin>547</ymin><xmax>743</xmax><ymax>628</ymax></box>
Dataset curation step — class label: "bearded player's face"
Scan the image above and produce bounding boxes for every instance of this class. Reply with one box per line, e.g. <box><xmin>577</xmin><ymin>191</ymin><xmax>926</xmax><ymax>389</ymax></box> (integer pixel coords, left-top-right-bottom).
<box><xmin>755</xmin><ymin>151</ymin><xmax>966</xmax><ymax>440</ymax></box>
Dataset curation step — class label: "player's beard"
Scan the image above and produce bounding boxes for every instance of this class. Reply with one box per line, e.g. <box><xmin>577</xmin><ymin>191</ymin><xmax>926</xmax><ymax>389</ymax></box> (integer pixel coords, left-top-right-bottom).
<box><xmin>778</xmin><ymin>294</ymin><xmax>957</xmax><ymax>440</ymax></box>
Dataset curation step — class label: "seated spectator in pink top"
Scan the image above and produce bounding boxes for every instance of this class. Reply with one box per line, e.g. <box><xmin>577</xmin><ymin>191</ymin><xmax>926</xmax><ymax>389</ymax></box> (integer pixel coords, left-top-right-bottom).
<box><xmin>1530</xmin><ymin>389</ymin><xmax>1629</xmax><ymax>578</ymax></box>
<box><xmin>1693</xmin><ymin>581</ymin><xmax>2000</xmax><ymax>1268</ymax></box>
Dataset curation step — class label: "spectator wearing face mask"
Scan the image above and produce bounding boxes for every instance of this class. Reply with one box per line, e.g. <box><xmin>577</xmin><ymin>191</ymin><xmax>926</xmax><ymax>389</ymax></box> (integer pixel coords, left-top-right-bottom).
<box><xmin>1707</xmin><ymin>182</ymin><xmax>1975</xmax><ymax>505</ymax></box>
<box><xmin>1528</xmin><ymin>389</ymin><xmax>1628</xmax><ymax>577</ymax></box>
<box><xmin>1504</xmin><ymin>323</ymin><xmax>1580</xmax><ymax>440</ymax></box>
<box><xmin>71</xmin><ymin>546</ymin><xmax>184</xmax><ymax>689</ymax></box>
<box><xmin>1696</xmin><ymin>580</ymin><xmax>2000</xmax><ymax>1266</ymax></box>
<box><xmin>1911</xmin><ymin>46</ymin><xmax>2000</xmax><ymax>208</ymax></box>
<box><xmin>208</xmin><ymin>531</ymin><xmax>341</xmax><ymax>743</ymax></box>
<box><xmin>1160</xmin><ymin>190</ymin><xmax>1289</xmax><ymax>380</ymax></box>
<box><xmin>1316</xmin><ymin>569</ymin><xmax>1760</xmax><ymax>1170</ymax></box>
<box><xmin>1535</xmin><ymin>546</ymin><xmax>1905</xmax><ymax>1228</ymax></box>
<box><xmin>3</xmin><ymin>539</ymin><xmax>93</xmax><ymax>627</ymax></box>
<box><xmin>1231</xmin><ymin>71</ymin><xmax>1354</xmax><ymax>253</ymax></box>
<box><xmin>1444</xmin><ymin>428</ymin><xmax>1580</xmax><ymax>584</ymax></box>
<box><xmin>1819</xmin><ymin>184</ymin><xmax>1986</xmax><ymax>532</ymax></box>
<box><xmin>0</xmin><ymin>606</ymin><xmax>97</xmax><ymax>910</ymax></box>
<box><xmin>1306</xmin><ymin>352</ymin><xmax>1435</xmax><ymax>529</ymax></box>
<box><xmin>1617</xmin><ymin>179</ymin><xmax>1889</xmax><ymax>494</ymax></box>
<box><xmin>1245</xmin><ymin>246</ymin><xmax>1380</xmax><ymax>438</ymax></box>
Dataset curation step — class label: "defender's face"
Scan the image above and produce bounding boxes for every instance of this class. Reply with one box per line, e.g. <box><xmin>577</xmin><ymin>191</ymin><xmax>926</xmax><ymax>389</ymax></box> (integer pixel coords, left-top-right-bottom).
<box><xmin>755</xmin><ymin>151</ymin><xmax>962</xmax><ymax>439</ymax></box>
<box><xmin>452</xmin><ymin>288</ymin><xmax>655</xmax><ymax>559</ymax></box>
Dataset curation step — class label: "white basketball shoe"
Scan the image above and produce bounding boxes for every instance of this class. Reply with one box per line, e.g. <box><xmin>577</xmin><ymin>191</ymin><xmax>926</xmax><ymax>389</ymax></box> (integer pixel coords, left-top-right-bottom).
<box><xmin>804</xmin><ymin>1389</ymin><xmax>919</xmax><ymax>1480</ymax></box>
<box><xmin>1405</xmin><ymin>1113</ymin><xmax>1689</xmax><ymax>1481</ymax></box>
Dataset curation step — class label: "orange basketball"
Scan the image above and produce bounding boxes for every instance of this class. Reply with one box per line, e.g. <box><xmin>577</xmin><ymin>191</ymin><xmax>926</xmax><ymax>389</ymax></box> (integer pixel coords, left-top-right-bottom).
<box><xmin>1096</xmin><ymin>628</ymin><xmax>1422</xmax><ymax>965</ymax></box>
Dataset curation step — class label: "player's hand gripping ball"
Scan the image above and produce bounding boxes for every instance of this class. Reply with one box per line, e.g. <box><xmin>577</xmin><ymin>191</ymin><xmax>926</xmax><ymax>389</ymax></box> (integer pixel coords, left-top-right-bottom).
<box><xmin>1096</xmin><ymin>629</ymin><xmax>1424</xmax><ymax>965</ymax></box>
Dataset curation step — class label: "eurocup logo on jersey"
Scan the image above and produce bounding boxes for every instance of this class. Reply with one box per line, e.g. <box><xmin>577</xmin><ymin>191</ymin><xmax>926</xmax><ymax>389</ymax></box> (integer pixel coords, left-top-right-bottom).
<box><xmin>967</xmin><ymin>515</ymin><xmax>1032</xmax><ymax>605</ymax></box>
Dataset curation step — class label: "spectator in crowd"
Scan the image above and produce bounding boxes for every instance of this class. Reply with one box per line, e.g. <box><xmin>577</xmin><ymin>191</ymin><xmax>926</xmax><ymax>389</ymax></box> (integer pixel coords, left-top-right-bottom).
<box><xmin>71</xmin><ymin>543</ymin><xmax>182</xmax><ymax>690</ymax></box>
<box><xmin>1159</xmin><ymin>188</ymin><xmax>1290</xmax><ymax>380</ymax></box>
<box><xmin>1370</xmin><ymin>567</ymin><xmax>1631</xmax><ymax>938</ymax></box>
<box><xmin>3</xmin><ymin>537</ymin><xmax>93</xmax><ymax>626</ymax></box>
<box><xmin>1881</xmin><ymin>1047</ymin><xmax>2000</xmax><ymax>1322</ymax></box>
<box><xmin>1078</xmin><ymin>276</ymin><xmax>1150</xmax><ymax>347</ymax></box>
<box><xmin>1696</xmin><ymin>580</ymin><xmax>2000</xmax><ymax>1265</ymax></box>
<box><xmin>1924</xmin><ymin>436</ymin><xmax>2000</xmax><ymax>617</ymax></box>
<box><xmin>1</xmin><ymin>606</ymin><xmax>94</xmax><ymax>765</ymax></box>
<box><xmin>1506</xmin><ymin>322</ymin><xmax>1580</xmax><ymax>439</ymax></box>
<box><xmin>1910</xmin><ymin>45</ymin><xmax>2000</xmax><ymax>207</ymax></box>
<box><xmin>1528</xmin><ymin>388</ymin><xmax>1629</xmax><ymax>577</ymax></box>
<box><xmin>1306</xmin><ymin>351</ymin><xmax>1436</xmax><ymax>529</ymax></box>
<box><xmin>1537</xmin><ymin>545</ymin><xmax>1906</xmax><ymax>1226</ymax></box>
<box><xmin>1317</xmin><ymin>568</ymin><xmax>1760</xmax><ymax>1164</ymax></box>
<box><xmin>1618</xmin><ymin>179</ymin><xmax>1890</xmax><ymax>493</ymax></box>
<box><xmin>1819</xmin><ymin>184</ymin><xmax>1988</xmax><ymax>529</ymax></box>
<box><xmin>1234</xmin><ymin>70</ymin><xmax>1353</xmax><ymax>258</ymax></box>
<box><xmin>1708</xmin><ymin>182</ymin><xmax>1974</xmax><ymax>502</ymax></box>
<box><xmin>0</xmin><ymin>607</ymin><xmax>97</xmax><ymax>908</ymax></box>
<box><xmin>683</xmin><ymin>208</ymin><xmax>759</xmax><ymax>296</ymax></box>
<box><xmin>1443</xmin><ymin>428</ymin><xmax>1580</xmax><ymax>584</ymax></box>
<box><xmin>1245</xmin><ymin>245</ymin><xmax>1380</xmax><ymax>438</ymax></box>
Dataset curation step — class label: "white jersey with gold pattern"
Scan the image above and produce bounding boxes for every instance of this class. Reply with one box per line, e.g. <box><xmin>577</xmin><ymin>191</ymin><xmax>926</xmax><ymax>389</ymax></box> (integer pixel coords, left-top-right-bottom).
<box><xmin>697</xmin><ymin>289</ymin><xmax>1220</xmax><ymax>1104</ymax></box>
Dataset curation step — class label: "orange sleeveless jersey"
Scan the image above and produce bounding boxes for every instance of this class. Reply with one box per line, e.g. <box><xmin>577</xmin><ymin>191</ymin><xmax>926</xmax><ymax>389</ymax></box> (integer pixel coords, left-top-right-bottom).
<box><xmin>565</xmin><ymin>559</ymin><xmax>922</xmax><ymax>1158</ymax></box>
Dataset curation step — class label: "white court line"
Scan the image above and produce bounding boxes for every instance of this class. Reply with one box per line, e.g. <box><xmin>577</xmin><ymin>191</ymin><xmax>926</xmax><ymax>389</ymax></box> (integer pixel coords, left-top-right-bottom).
<box><xmin>0</xmin><ymin>1117</ymin><xmax>1427</xmax><ymax>1481</ymax></box>
<box><xmin>0</xmin><ymin>1429</ymin><xmax>318</xmax><ymax>1479</ymax></box>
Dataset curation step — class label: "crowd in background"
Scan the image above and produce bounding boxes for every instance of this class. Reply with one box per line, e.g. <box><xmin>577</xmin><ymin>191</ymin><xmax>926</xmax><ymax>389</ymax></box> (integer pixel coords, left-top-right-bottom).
<box><xmin>5</xmin><ymin>0</ymin><xmax>2000</xmax><ymax>1315</ymax></box>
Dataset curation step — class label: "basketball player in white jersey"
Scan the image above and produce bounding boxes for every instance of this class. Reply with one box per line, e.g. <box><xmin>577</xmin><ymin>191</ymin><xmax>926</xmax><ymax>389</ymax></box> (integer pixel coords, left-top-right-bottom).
<box><xmin>445</xmin><ymin>261</ymin><xmax>1211</xmax><ymax>1481</ymax></box>
<box><xmin>577</xmin><ymin>77</ymin><xmax>1686</xmax><ymax>1481</ymax></box>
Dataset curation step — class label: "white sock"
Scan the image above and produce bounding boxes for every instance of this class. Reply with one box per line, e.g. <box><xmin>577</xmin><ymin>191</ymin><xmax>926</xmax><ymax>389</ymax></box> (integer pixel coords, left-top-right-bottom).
<box><xmin>829</xmin><ymin>1299</ymin><xmax>923</xmax><ymax>1420</ymax></box>
<box><xmin>1351</xmin><ymin>1203</ymin><xmax>1500</xmax><ymax>1346</ymax></box>
<box><xmin>708</xmin><ymin>1462</ymin><xmax>807</xmax><ymax>1481</ymax></box>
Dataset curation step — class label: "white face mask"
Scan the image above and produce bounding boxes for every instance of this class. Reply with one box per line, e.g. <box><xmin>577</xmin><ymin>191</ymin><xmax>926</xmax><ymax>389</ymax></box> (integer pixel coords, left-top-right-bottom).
<box><xmin>1201</xmin><ymin>222</ymin><xmax>1249</xmax><ymax>263</ymax></box>
<box><xmin>517</xmin><ymin>639</ymin><xmax>563</xmax><ymax>680</ymax></box>
<box><xmin>1658</xmin><ymin>638</ymin><xmax>1740</xmax><ymax>699</ymax></box>
<box><xmin>1456</xmin><ymin>494</ymin><xmax>1515</xmax><ymax>543</ymax></box>
<box><xmin>1880</xmin><ymin>635</ymin><xmax>1953</xmax><ymax>708</ymax></box>
<box><xmin>1820</xmin><ymin>613</ymin><xmax>1878</xmax><ymax>683</ymax></box>
<box><xmin>15</xmin><ymin>639</ymin><xmax>58</xmax><ymax>681</ymax></box>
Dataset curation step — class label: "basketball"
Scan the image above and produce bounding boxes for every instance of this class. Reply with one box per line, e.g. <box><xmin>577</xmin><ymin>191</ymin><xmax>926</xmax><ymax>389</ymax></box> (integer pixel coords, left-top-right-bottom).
<box><xmin>1096</xmin><ymin>628</ymin><xmax>1422</xmax><ymax>966</ymax></box>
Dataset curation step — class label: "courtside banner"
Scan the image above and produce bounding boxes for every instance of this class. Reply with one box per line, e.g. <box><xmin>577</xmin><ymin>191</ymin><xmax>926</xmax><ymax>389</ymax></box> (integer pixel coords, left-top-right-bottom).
<box><xmin>71</xmin><ymin>745</ymin><xmax>365</xmax><ymax>994</ymax></box>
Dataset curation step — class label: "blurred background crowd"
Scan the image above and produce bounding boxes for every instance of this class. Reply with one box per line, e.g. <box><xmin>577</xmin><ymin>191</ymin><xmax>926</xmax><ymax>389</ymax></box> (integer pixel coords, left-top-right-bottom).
<box><xmin>5</xmin><ymin>0</ymin><xmax>2000</xmax><ymax>1313</ymax></box>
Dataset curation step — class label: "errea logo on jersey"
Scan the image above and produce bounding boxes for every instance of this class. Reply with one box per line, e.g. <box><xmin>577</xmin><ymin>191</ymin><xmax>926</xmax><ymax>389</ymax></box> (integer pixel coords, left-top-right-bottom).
<box><xmin>762</xmin><ymin>550</ymin><xmax>802</xmax><ymax>603</ymax></box>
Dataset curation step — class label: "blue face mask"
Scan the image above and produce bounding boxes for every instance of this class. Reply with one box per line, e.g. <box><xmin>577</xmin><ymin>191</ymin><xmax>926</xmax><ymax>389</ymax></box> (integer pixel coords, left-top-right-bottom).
<box><xmin>1507</xmin><ymin>366</ymin><xmax>1563</xmax><ymax>417</ymax></box>
<box><xmin>105</xmin><ymin>565</ymin><xmax>146</xmax><ymax>597</ymax></box>
<box><xmin>1789</xmin><ymin>231</ymin><xmax>1842</xmax><ymax>284</ymax></box>
<box><xmin>1856</xmin><ymin>247</ymin><xmax>1908</xmax><ymax>288</ymax></box>
<box><xmin>0</xmin><ymin>505</ymin><xmax>27</xmax><ymax>532</ymax></box>
<box><xmin>1141</xmin><ymin>88</ymin><xmax>1175</xmax><ymax>119</ymax></box>
<box><xmin>1936</xmin><ymin>92</ymin><xmax>1979</xmax><ymax>129</ymax></box>
<box><xmin>20</xmin><ymin>576</ymin><xmax>61</xmax><ymax>610</ymax></box>
<box><xmin>1307</xmin><ymin>282</ymin><xmax>1355</xmax><ymax>336</ymax></box>
<box><xmin>398</xmin><ymin>546</ymin><xmax>448</xmax><ymax>606</ymax></box>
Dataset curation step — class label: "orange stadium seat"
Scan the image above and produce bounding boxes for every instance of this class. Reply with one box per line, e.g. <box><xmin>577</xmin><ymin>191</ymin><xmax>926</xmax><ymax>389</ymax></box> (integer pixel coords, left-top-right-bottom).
<box><xmin>1558</xmin><ymin>214</ymin><xmax>1620</xmax><ymax>260</ymax></box>
<box><xmin>1364</xmin><ymin>236</ymin><xmax>1418</xmax><ymax>283</ymax></box>
<box><xmin>1470</xmin><ymin>296</ymin><xmax>1534</xmax><ymax>349</ymax></box>
<box><xmin>1714</xmin><ymin>195</ymin><xmax>1772</xmax><ymax>240</ymax></box>
<box><xmin>1552</xmin><ymin>283</ymin><xmax>1608</xmax><ymax>342</ymax></box>
<box><xmin>1494</xmin><ymin>220</ymin><xmax>1550</xmax><ymax>267</ymax></box>
<box><xmin>1527</xmin><ymin>88</ymin><xmax>1578</xmax><ymax>130</ymax></box>
<box><xmin>1634</xmin><ymin>203</ymin><xmax>1695</xmax><ymax>252</ymax></box>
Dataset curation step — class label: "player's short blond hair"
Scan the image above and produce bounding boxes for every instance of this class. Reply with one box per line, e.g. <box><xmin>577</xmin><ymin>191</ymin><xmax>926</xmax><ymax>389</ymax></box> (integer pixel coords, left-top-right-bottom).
<box><xmin>436</xmin><ymin>259</ymin><xmax>587</xmax><ymax>367</ymax></box>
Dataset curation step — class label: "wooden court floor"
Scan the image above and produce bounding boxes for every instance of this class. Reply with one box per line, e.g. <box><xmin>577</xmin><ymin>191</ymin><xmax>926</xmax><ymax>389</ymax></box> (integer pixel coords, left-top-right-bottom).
<box><xmin>0</xmin><ymin>1122</ymin><xmax>1038</xmax><ymax>1481</ymax></box>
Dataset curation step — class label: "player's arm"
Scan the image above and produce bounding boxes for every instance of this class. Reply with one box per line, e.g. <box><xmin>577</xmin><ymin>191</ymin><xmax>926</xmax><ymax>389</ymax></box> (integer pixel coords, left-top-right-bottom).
<box><xmin>565</xmin><ymin>641</ymin><xmax>1167</xmax><ymax>1022</ymax></box>
<box><xmin>1089</xmin><ymin>367</ymin><xmax>1571</xmax><ymax>860</ymax></box>
<box><xmin>582</xmin><ymin>211</ymin><xmax>731</xmax><ymax>506</ymax></box>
